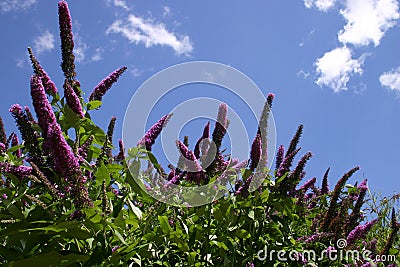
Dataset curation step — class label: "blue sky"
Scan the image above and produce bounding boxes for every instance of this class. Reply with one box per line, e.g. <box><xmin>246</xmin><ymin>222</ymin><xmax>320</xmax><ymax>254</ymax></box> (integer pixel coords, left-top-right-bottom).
<box><xmin>0</xmin><ymin>0</ymin><xmax>400</xmax><ymax>197</ymax></box>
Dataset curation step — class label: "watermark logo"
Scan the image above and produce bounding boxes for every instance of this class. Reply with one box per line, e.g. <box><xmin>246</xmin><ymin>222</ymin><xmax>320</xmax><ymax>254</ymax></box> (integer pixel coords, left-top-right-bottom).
<box><xmin>257</xmin><ymin>239</ymin><xmax>396</xmax><ymax>265</ymax></box>
<box><xmin>123</xmin><ymin>61</ymin><xmax>276</xmax><ymax>207</ymax></box>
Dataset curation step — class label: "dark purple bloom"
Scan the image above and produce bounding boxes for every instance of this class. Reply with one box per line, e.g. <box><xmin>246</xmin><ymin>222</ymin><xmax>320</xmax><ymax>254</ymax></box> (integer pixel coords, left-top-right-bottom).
<box><xmin>212</xmin><ymin>103</ymin><xmax>228</xmax><ymax>151</ymax></box>
<box><xmin>176</xmin><ymin>140</ymin><xmax>205</xmax><ymax>184</ymax></box>
<box><xmin>0</xmin><ymin>116</ymin><xmax>7</xmax><ymax>146</ymax></box>
<box><xmin>300</xmin><ymin>177</ymin><xmax>316</xmax><ymax>191</ymax></box>
<box><xmin>30</xmin><ymin>75</ymin><xmax>57</xmax><ymax>136</ymax></box>
<box><xmin>358</xmin><ymin>179</ymin><xmax>368</xmax><ymax>190</ymax></box>
<box><xmin>275</xmin><ymin>144</ymin><xmax>284</xmax><ymax>171</ymax></box>
<box><xmin>2</xmin><ymin>194</ymin><xmax>7</xmax><ymax>199</ymax></box>
<box><xmin>138</xmin><ymin>114</ymin><xmax>172</xmax><ymax>151</ymax></box>
<box><xmin>107</xmin><ymin>116</ymin><xmax>117</xmax><ymax>144</ymax></box>
<box><xmin>321</xmin><ymin>167</ymin><xmax>330</xmax><ymax>195</ymax></box>
<box><xmin>78</xmin><ymin>135</ymin><xmax>94</xmax><ymax>161</ymax></box>
<box><xmin>276</xmin><ymin>147</ymin><xmax>301</xmax><ymax>177</ymax></box>
<box><xmin>286</xmin><ymin>124</ymin><xmax>303</xmax><ymax>158</ymax></box>
<box><xmin>0</xmin><ymin>162</ymin><xmax>32</xmax><ymax>178</ymax></box>
<box><xmin>45</xmin><ymin>123</ymin><xmax>92</xmax><ymax>210</ymax></box>
<box><xmin>112</xmin><ymin>246</ymin><xmax>120</xmax><ymax>254</ymax></box>
<box><xmin>24</xmin><ymin>106</ymin><xmax>36</xmax><ymax>124</ymax></box>
<box><xmin>249</xmin><ymin>132</ymin><xmax>262</xmax><ymax>171</ymax></box>
<box><xmin>235</xmin><ymin>175</ymin><xmax>253</xmax><ymax>198</ymax></box>
<box><xmin>27</xmin><ymin>47</ymin><xmax>58</xmax><ymax>95</ymax></box>
<box><xmin>58</xmin><ymin>0</ymin><xmax>76</xmax><ymax>81</ymax></box>
<box><xmin>89</xmin><ymin>66</ymin><xmax>127</xmax><ymax>102</ymax></box>
<box><xmin>10</xmin><ymin>132</ymin><xmax>21</xmax><ymax>158</ymax></box>
<box><xmin>347</xmin><ymin>219</ymin><xmax>377</xmax><ymax>245</ymax></box>
<box><xmin>267</xmin><ymin>93</ymin><xmax>274</xmax><ymax>108</ymax></box>
<box><xmin>194</xmin><ymin>121</ymin><xmax>210</xmax><ymax>159</ymax></box>
<box><xmin>115</xmin><ymin>139</ymin><xmax>125</xmax><ymax>162</ymax></box>
<box><xmin>0</xmin><ymin>142</ymin><xmax>5</xmax><ymax>153</ymax></box>
<box><xmin>64</xmin><ymin>80</ymin><xmax>84</xmax><ymax>118</ymax></box>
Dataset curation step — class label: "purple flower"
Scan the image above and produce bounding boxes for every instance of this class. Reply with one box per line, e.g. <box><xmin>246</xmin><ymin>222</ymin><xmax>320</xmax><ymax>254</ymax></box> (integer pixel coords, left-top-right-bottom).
<box><xmin>0</xmin><ymin>116</ymin><xmax>7</xmax><ymax>145</ymax></box>
<box><xmin>89</xmin><ymin>66</ymin><xmax>127</xmax><ymax>102</ymax></box>
<box><xmin>64</xmin><ymin>80</ymin><xmax>84</xmax><ymax>118</ymax></box>
<box><xmin>10</xmin><ymin>133</ymin><xmax>21</xmax><ymax>158</ymax></box>
<box><xmin>58</xmin><ymin>0</ymin><xmax>76</xmax><ymax>81</ymax></box>
<box><xmin>115</xmin><ymin>139</ymin><xmax>125</xmax><ymax>161</ymax></box>
<box><xmin>30</xmin><ymin>75</ymin><xmax>57</xmax><ymax>136</ymax></box>
<box><xmin>358</xmin><ymin>179</ymin><xmax>368</xmax><ymax>191</ymax></box>
<box><xmin>212</xmin><ymin>103</ymin><xmax>228</xmax><ymax>151</ymax></box>
<box><xmin>78</xmin><ymin>136</ymin><xmax>94</xmax><ymax>161</ymax></box>
<box><xmin>138</xmin><ymin>114</ymin><xmax>172</xmax><ymax>151</ymax></box>
<box><xmin>300</xmin><ymin>177</ymin><xmax>316</xmax><ymax>191</ymax></box>
<box><xmin>276</xmin><ymin>147</ymin><xmax>301</xmax><ymax>177</ymax></box>
<box><xmin>2</xmin><ymin>194</ymin><xmax>7</xmax><ymax>199</ymax></box>
<box><xmin>24</xmin><ymin>106</ymin><xmax>36</xmax><ymax>124</ymax></box>
<box><xmin>27</xmin><ymin>47</ymin><xmax>58</xmax><ymax>95</ymax></box>
<box><xmin>176</xmin><ymin>140</ymin><xmax>205</xmax><ymax>184</ymax></box>
<box><xmin>361</xmin><ymin>262</ymin><xmax>373</xmax><ymax>267</ymax></box>
<box><xmin>249</xmin><ymin>132</ymin><xmax>262</xmax><ymax>171</ymax></box>
<box><xmin>347</xmin><ymin>220</ymin><xmax>377</xmax><ymax>245</ymax></box>
<box><xmin>267</xmin><ymin>93</ymin><xmax>274</xmax><ymax>108</ymax></box>
<box><xmin>194</xmin><ymin>121</ymin><xmax>210</xmax><ymax>159</ymax></box>
<box><xmin>321</xmin><ymin>167</ymin><xmax>330</xmax><ymax>195</ymax></box>
<box><xmin>0</xmin><ymin>142</ymin><xmax>5</xmax><ymax>153</ymax></box>
<box><xmin>45</xmin><ymin>123</ymin><xmax>92</xmax><ymax>209</ymax></box>
<box><xmin>112</xmin><ymin>246</ymin><xmax>120</xmax><ymax>254</ymax></box>
<box><xmin>0</xmin><ymin>162</ymin><xmax>32</xmax><ymax>178</ymax></box>
<box><xmin>235</xmin><ymin>175</ymin><xmax>253</xmax><ymax>198</ymax></box>
<box><xmin>275</xmin><ymin>144</ymin><xmax>284</xmax><ymax>171</ymax></box>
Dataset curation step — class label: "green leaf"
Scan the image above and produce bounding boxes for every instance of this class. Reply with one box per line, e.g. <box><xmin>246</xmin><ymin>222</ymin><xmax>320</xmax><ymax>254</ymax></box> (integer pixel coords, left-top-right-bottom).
<box><xmin>10</xmin><ymin>250</ymin><xmax>89</xmax><ymax>267</ymax></box>
<box><xmin>158</xmin><ymin>215</ymin><xmax>172</xmax><ymax>235</ymax></box>
<box><xmin>7</xmin><ymin>204</ymin><xmax>24</xmax><ymax>220</ymax></box>
<box><xmin>261</xmin><ymin>189</ymin><xmax>269</xmax><ymax>203</ymax></box>
<box><xmin>127</xmin><ymin>199</ymin><xmax>143</xmax><ymax>220</ymax></box>
<box><xmin>235</xmin><ymin>229</ymin><xmax>251</xmax><ymax>239</ymax></box>
<box><xmin>87</xmin><ymin>100</ymin><xmax>102</xmax><ymax>110</ymax></box>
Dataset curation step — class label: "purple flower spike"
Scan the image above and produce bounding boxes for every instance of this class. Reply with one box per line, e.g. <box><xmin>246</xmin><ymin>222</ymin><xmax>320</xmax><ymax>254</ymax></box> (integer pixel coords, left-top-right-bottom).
<box><xmin>300</xmin><ymin>177</ymin><xmax>316</xmax><ymax>191</ymax></box>
<box><xmin>346</xmin><ymin>219</ymin><xmax>377</xmax><ymax>245</ymax></box>
<box><xmin>194</xmin><ymin>121</ymin><xmax>210</xmax><ymax>159</ymax></box>
<box><xmin>10</xmin><ymin>133</ymin><xmax>21</xmax><ymax>158</ymax></box>
<box><xmin>358</xmin><ymin>179</ymin><xmax>368</xmax><ymax>191</ymax></box>
<box><xmin>89</xmin><ymin>66</ymin><xmax>127</xmax><ymax>102</ymax></box>
<box><xmin>249</xmin><ymin>132</ymin><xmax>262</xmax><ymax>171</ymax></box>
<box><xmin>321</xmin><ymin>167</ymin><xmax>330</xmax><ymax>195</ymax></box>
<box><xmin>0</xmin><ymin>116</ymin><xmax>6</xmax><ymax>145</ymax></box>
<box><xmin>0</xmin><ymin>162</ymin><xmax>32</xmax><ymax>178</ymax></box>
<box><xmin>115</xmin><ymin>139</ymin><xmax>125</xmax><ymax>161</ymax></box>
<box><xmin>28</xmin><ymin>47</ymin><xmax>58</xmax><ymax>95</ymax></box>
<box><xmin>0</xmin><ymin>143</ymin><xmax>5</xmax><ymax>153</ymax></box>
<box><xmin>275</xmin><ymin>145</ymin><xmax>284</xmax><ymax>171</ymax></box>
<box><xmin>267</xmin><ymin>93</ymin><xmax>274</xmax><ymax>108</ymax></box>
<box><xmin>212</xmin><ymin>103</ymin><xmax>228</xmax><ymax>150</ymax></box>
<box><xmin>138</xmin><ymin>114</ymin><xmax>172</xmax><ymax>151</ymax></box>
<box><xmin>276</xmin><ymin>147</ymin><xmax>301</xmax><ymax>177</ymax></box>
<box><xmin>58</xmin><ymin>0</ymin><xmax>76</xmax><ymax>81</ymax></box>
<box><xmin>64</xmin><ymin>80</ymin><xmax>84</xmax><ymax>118</ymax></box>
<box><xmin>30</xmin><ymin>75</ymin><xmax>57</xmax><ymax>136</ymax></box>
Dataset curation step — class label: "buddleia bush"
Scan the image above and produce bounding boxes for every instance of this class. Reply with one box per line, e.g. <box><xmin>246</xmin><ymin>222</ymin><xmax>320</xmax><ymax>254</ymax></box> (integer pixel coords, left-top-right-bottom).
<box><xmin>0</xmin><ymin>1</ymin><xmax>398</xmax><ymax>266</ymax></box>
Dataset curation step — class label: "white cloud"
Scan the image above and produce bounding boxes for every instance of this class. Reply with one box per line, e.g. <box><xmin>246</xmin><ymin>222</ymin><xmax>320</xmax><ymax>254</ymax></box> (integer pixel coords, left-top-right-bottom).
<box><xmin>91</xmin><ymin>48</ymin><xmax>103</xmax><ymax>62</ymax></box>
<box><xmin>315</xmin><ymin>46</ymin><xmax>364</xmax><ymax>92</ymax></box>
<box><xmin>379</xmin><ymin>67</ymin><xmax>400</xmax><ymax>92</ymax></box>
<box><xmin>131</xmin><ymin>67</ymin><xmax>143</xmax><ymax>77</ymax></box>
<box><xmin>0</xmin><ymin>0</ymin><xmax>36</xmax><ymax>13</ymax></box>
<box><xmin>304</xmin><ymin>0</ymin><xmax>336</xmax><ymax>12</ymax></box>
<box><xmin>338</xmin><ymin>0</ymin><xmax>399</xmax><ymax>46</ymax></box>
<box><xmin>73</xmin><ymin>34</ymin><xmax>88</xmax><ymax>63</ymax></box>
<box><xmin>107</xmin><ymin>14</ymin><xmax>193</xmax><ymax>55</ymax></box>
<box><xmin>33</xmin><ymin>30</ymin><xmax>55</xmax><ymax>55</ymax></box>
<box><xmin>107</xmin><ymin>0</ymin><xmax>129</xmax><ymax>10</ymax></box>
<box><xmin>162</xmin><ymin>6</ymin><xmax>171</xmax><ymax>17</ymax></box>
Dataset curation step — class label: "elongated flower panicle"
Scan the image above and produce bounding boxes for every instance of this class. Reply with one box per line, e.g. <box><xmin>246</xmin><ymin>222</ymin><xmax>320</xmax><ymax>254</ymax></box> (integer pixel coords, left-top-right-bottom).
<box><xmin>78</xmin><ymin>135</ymin><xmax>94</xmax><ymax>161</ymax></box>
<box><xmin>176</xmin><ymin>140</ymin><xmax>205</xmax><ymax>184</ymax></box>
<box><xmin>10</xmin><ymin>133</ymin><xmax>21</xmax><ymax>158</ymax></box>
<box><xmin>300</xmin><ymin>177</ymin><xmax>316</xmax><ymax>191</ymax></box>
<box><xmin>89</xmin><ymin>66</ymin><xmax>127</xmax><ymax>102</ymax></box>
<box><xmin>347</xmin><ymin>179</ymin><xmax>369</xmax><ymax>233</ymax></box>
<box><xmin>138</xmin><ymin>114</ymin><xmax>172</xmax><ymax>151</ymax></box>
<box><xmin>45</xmin><ymin>123</ymin><xmax>92</xmax><ymax>210</ymax></box>
<box><xmin>0</xmin><ymin>162</ymin><xmax>32</xmax><ymax>178</ymax></box>
<box><xmin>346</xmin><ymin>219</ymin><xmax>377</xmax><ymax>245</ymax></box>
<box><xmin>286</xmin><ymin>124</ymin><xmax>303</xmax><ymax>158</ymax></box>
<box><xmin>64</xmin><ymin>80</ymin><xmax>84</xmax><ymax>118</ymax></box>
<box><xmin>321</xmin><ymin>167</ymin><xmax>330</xmax><ymax>195</ymax></box>
<box><xmin>194</xmin><ymin>121</ymin><xmax>210</xmax><ymax>159</ymax></box>
<box><xmin>30</xmin><ymin>75</ymin><xmax>57</xmax><ymax>136</ymax></box>
<box><xmin>275</xmin><ymin>145</ymin><xmax>284</xmax><ymax>171</ymax></box>
<box><xmin>115</xmin><ymin>139</ymin><xmax>125</xmax><ymax>161</ymax></box>
<box><xmin>249</xmin><ymin>131</ymin><xmax>262</xmax><ymax>171</ymax></box>
<box><xmin>212</xmin><ymin>103</ymin><xmax>228</xmax><ymax>151</ymax></box>
<box><xmin>0</xmin><ymin>116</ymin><xmax>6</xmax><ymax>146</ymax></box>
<box><xmin>321</xmin><ymin>166</ymin><xmax>360</xmax><ymax>231</ymax></box>
<box><xmin>258</xmin><ymin>94</ymin><xmax>274</xmax><ymax>169</ymax></box>
<box><xmin>27</xmin><ymin>47</ymin><xmax>58</xmax><ymax>95</ymax></box>
<box><xmin>276</xmin><ymin>147</ymin><xmax>301</xmax><ymax>177</ymax></box>
<box><xmin>107</xmin><ymin>116</ymin><xmax>117</xmax><ymax>144</ymax></box>
<box><xmin>0</xmin><ymin>143</ymin><xmax>5</xmax><ymax>153</ymax></box>
<box><xmin>58</xmin><ymin>1</ymin><xmax>76</xmax><ymax>81</ymax></box>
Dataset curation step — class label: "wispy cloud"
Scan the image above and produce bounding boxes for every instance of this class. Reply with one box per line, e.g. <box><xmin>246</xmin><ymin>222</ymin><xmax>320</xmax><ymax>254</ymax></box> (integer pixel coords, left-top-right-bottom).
<box><xmin>315</xmin><ymin>46</ymin><xmax>364</xmax><ymax>92</ymax></box>
<box><xmin>33</xmin><ymin>30</ymin><xmax>55</xmax><ymax>55</ymax></box>
<box><xmin>162</xmin><ymin>6</ymin><xmax>171</xmax><ymax>17</ymax></box>
<box><xmin>107</xmin><ymin>0</ymin><xmax>129</xmax><ymax>10</ymax></box>
<box><xmin>338</xmin><ymin>0</ymin><xmax>399</xmax><ymax>46</ymax></box>
<box><xmin>380</xmin><ymin>67</ymin><xmax>400</xmax><ymax>92</ymax></box>
<box><xmin>106</xmin><ymin>13</ymin><xmax>193</xmax><ymax>56</ymax></box>
<box><xmin>74</xmin><ymin>33</ymin><xmax>88</xmax><ymax>63</ymax></box>
<box><xmin>0</xmin><ymin>0</ymin><xmax>36</xmax><ymax>13</ymax></box>
<box><xmin>91</xmin><ymin>48</ymin><xmax>103</xmax><ymax>62</ymax></box>
<box><xmin>304</xmin><ymin>0</ymin><xmax>337</xmax><ymax>12</ymax></box>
